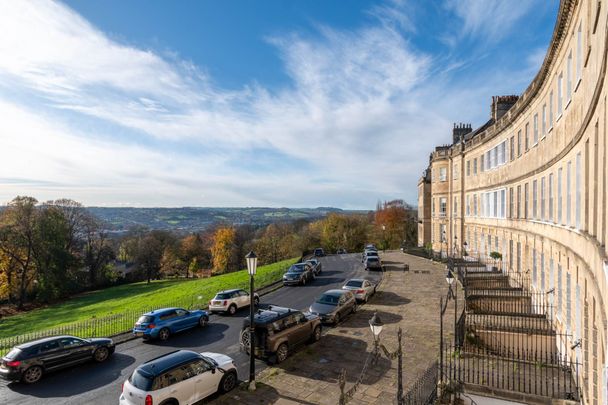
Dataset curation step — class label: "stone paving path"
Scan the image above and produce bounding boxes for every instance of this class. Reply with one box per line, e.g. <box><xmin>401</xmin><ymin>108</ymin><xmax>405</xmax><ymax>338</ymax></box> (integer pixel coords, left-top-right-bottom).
<box><xmin>211</xmin><ymin>252</ymin><xmax>460</xmax><ymax>405</ymax></box>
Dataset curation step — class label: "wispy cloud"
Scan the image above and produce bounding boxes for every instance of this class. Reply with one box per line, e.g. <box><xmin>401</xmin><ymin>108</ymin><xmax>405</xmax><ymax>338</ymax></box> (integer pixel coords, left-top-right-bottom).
<box><xmin>0</xmin><ymin>0</ymin><xmax>555</xmax><ymax>208</ymax></box>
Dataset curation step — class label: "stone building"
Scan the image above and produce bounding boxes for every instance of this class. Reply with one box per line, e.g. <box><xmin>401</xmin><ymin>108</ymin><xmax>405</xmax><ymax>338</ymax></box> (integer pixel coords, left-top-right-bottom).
<box><xmin>418</xmin><ymin>0</ymin><xmax>608</xmax><ymax>403</ymax></box>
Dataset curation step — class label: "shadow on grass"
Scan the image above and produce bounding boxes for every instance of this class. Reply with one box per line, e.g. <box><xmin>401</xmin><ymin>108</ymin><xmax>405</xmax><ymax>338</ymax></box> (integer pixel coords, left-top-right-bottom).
<box><xmin>7</xmin><ymin>352</ymin><xmax>135</xmax><ymax>398</ymax></box>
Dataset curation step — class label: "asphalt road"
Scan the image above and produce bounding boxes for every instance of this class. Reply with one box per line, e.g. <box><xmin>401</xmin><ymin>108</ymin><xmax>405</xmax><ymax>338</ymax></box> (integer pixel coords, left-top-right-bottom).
<box><xmin>0</xmin><ymin>253</ymin><xmax>382</xmax><ymax>405</ymax></box>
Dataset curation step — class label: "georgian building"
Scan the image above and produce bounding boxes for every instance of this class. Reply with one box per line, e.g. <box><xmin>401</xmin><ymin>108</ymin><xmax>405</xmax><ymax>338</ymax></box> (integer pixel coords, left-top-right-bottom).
<box><xmin>418</xmin><ymin>1</ymin><xmax>608</xmax><ymax>403</ymax></box>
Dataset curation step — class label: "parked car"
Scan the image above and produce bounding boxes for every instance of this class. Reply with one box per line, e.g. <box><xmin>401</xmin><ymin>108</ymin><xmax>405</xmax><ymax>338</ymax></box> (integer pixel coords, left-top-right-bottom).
<box><xmin>365</xmin><ymin>256</ymin><xmax>383</xmax><ymax>271</ymax></box>
<box><xmin>336</xmin><ymin>248</ymin><xmax>347</xmax><ymax>254</ymax></box>
<box><xmin>0</xmin><ymin>335</ymin><xmax>115</xmax><ymax>384</ymax></box>
<box><xmin>309</xmin><ymin>289</ymin><xmax>357</xmax><ymax>325</ymax></box>
<box><xmin>119</xmin><ymin>350</ymin><xmax>237</xmax><ymax>405</ymax></box>
<box><xmin>209</xmin><ymin>289</ymin><xmax>259</xmax><ymax>316</ymax></box>
<box><xmin>361</xmin><ymin>250</ymin><xmax>379</xmax><ymax>262</ymax></box>
<box><xmin>313</xmin><ymin>248</ymin><xmax>325</xmax><ymax>257</ymax></box>
<box><xmin>239</xmin><ymin>305</ymin><xmax>321</xmax><ymax>364</ymax></box>
<box><xmin>342</xmin><ymin>279</ymin><xmax>376</xmax><ymax>303</ymax></box>
<box><xmin>365</xmin><ymin>244</ymin><xmax>377</xmax><ymax>251</ymax></box>
<box><xmin>283</xmin><ymin>263</ymin><xmax>315</xmax><ymax>286</ymax></box>
<box><xmin>132</xmin><ymin>307</ymin><xmax>209</xmax><ymax>341</ymax></box>
<box><xmin>305</xmin><ymin>258</ymin><xmax>323</xmax><ymax>275</ymax></box>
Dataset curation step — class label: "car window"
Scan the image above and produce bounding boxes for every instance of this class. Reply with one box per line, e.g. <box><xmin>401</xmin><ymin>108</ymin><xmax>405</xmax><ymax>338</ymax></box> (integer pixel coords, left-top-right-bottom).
<box><xmin>5</xmin><ymin>348</ymin><xmax>22</xmax><ymax>360</ymax></box>
<box><xmin>159</xmin><ymin>310</ymin><xmax>177</xmax><ymax>321</ymax></box>
<box><xmin>175</xmin><ymin>309</ymin><xmax>188</xmax><ymax>317</ymax></box>
<box><xmin>137</xmin><ymin>315</ymin><xmax>154</xmax><ymax>324</ymax></box>
<box><xmin>159</xmin><ymin>364</ymin><xmax>192</xmax><ymax>387</ymax></box>
<box><xmin>131</xmin><ymin>369</ymin><xmax>154</xmax><ymax>391</ymax></box>
<box><xmin>271</xmin><ymin>319</ymin><xmax>285</xmax><ymax>332</ymax></box>
<box><xmin>316</xmin><ymin>294</ymin><xmax>339</xmax><ymax>305</ymax></box>
<box><xmin>338</xmin><ymin>295</ymin><xmax>347</xmax><ymax>305</ymax></box>
<box><xmin>294</xmin><ymin>313</ymin><xmax>305</xmax><ymax>323</ymax></box>
<box><xmin>345</xmin><ymin>280</ymin><xmax>363</xmax><ymax>288</ymax></box>
<box><xmin>239</xmin><ymin>290</ymin><xmax>249</xmax><ymax>297</ymax></box>
<box><xmin>215</xmin><ymin>293</ymin><xmax>231</xmax><ymax>299</ymax></box>
<box><xmin>59</xmin><ymin>337</ymin><xmax>84</xmax><ymax>348</ymax></box>
<box><xmin>186</xmin><ymin>359</ymin><xmax>213</xmax><ymax>377</ymax></box>
<box><xmin>39</xmin><ymin>340</ymin><xmax>60</xmax><ymax>353</ymax></box>
<box><xmin>283</xmin><ymin>315</ymin><xmax>298</xmax><ymax>329</ymax></box>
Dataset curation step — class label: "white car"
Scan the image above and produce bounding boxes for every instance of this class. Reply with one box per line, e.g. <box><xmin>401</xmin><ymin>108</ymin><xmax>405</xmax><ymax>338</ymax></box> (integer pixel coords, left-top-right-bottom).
<box><xmin>119</xmin><ymin>350</ymin><xmax>237</xmax><ymax>405</ymax></box>
<box><xmin>208</xmin><ymin>289</ymin><xmax>259</xmax><ymax>315</ymax></box>
<box><xmin>342</xmin><ymin>279</ymin><xmax>376</xmax><ymax>303</ymax></box>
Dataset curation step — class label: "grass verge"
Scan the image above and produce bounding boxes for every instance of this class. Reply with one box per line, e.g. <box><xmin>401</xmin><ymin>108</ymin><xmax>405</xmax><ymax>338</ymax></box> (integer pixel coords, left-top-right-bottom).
<box><xmin>0</xmin><ymin>258</ymin><xmax>297</xmax><ymax>346</ymax></box>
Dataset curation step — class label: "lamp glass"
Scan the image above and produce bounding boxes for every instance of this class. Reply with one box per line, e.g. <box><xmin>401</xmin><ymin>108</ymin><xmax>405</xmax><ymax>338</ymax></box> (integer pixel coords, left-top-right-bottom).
<box><xmin>369</xmin><ymin>312</ymin><xmax>384</xmax><ymax>337</ymax></box>
<box><xmin>245</xmin><ymin>251</ymin><xmax>258</xmax><ymax>276</ymax></box>
<box><xmin>446</xmin><ymin>270</ymin><xmax>454</xmax><ymax>285</ymax></box>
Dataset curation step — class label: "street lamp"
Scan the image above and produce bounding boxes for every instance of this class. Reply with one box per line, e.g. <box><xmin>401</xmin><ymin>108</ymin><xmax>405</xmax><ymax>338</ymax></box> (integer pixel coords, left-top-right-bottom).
<box><xmin>382</xmin><ymin>224</ymin><xmax>386</xmax><ymax>252</ymax></box>
<box><xmin>440</xmin><ymin>229</ymin><xmax>446</xmax><ymax>260</ymax></box>
<box><xmin>439</xmin><ymin>267</ymin><xmax>458</xmax><ymax>387</ymax></box>
<box><xmin>368</xmin><ymin>312</ymin><xmax>403</xmax><ymax>405</ymax></box>
<box><xmin>453</xmin><ymin>235</ymin><xmax>458</xmax><ymax>257</ymax></box>
<box><xmin>463</xmin><ymin>241</ymin><xmax>468</xmax><ymax>258</ymax></box>
<box><xmin>245</xmin><ymin>251</ymin><xmax>258</xmax><ymax>391</ymax></box>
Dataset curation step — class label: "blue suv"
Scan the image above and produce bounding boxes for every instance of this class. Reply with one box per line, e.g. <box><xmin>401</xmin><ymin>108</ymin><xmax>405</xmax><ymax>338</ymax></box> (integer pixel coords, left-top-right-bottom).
<box><xmin>132</xmin><ymin>307</ymin><xmax>209</xmax><ymax>341</ymax></box>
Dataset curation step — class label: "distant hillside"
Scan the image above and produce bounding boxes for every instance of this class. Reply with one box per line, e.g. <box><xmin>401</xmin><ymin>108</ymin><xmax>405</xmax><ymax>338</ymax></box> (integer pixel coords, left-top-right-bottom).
<box><xmin>86</xmin><ymin>206</ymin><xmax>368</xmax><ymax>232</ymax></box>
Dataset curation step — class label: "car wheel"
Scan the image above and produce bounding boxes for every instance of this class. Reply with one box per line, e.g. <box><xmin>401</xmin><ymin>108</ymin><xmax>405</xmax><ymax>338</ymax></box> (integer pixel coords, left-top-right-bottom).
<box><xmin>276</xmin><ymin>343</ymin><xmax>289</xmax><ymax>363</ymax></box>
<box><xmin>22</xmin><ymin>366</ymin><xmax>43</xmax><ymax>384</ymax></box>
<box><xmin>93</xmin><ymin>346</ymin><xmax>110</xmax><ymax>362</ymax></box>
<box><xmin>253</xmin><ymin>296</ymin><xmax>260</xmax><ymax>307</ymax></box>
<box><xmin>311</xmin><ymin>326</ymin><xmax>322</xmax><ymax>342</ymax></box>
<box><xmin>198</xmin><ymin>315</ymin><xmax>209</xmax><ymax>327</ymax></box>
<box><xmin>158</xmin><ymin>328</ymin><xmax>170</xmax><ymax>341</ymax></box>
<box><xmin>219</xmin><ymin>370</ymin><xmax>237</xmax><ymax>393</ymax></box>
<box><xmin>228</xmin><ymin>304</ymin><xmax>237</xmax><ymax>315</ymax></box>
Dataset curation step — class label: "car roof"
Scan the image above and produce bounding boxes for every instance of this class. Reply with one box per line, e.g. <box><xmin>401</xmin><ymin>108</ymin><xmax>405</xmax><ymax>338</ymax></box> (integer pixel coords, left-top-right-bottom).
<box><xmin>217</xmin><ymin>289</ymin><xmax>241</xmax><ymax>294</ymax></box>
<box><xmin>138</xmin><ymin>350</ymin><xmax>201</xmax><ymax>377</ymax></box>
<box><xmin>16</xmin><ymin>335</ymin><xmax>80</xmax><ymax>349</ymax></box>
<box><xmin>322</xmin><ymin>289</ymin><xmax>349</xmax><ymax>296</ymax></box>
<box><xmin>247</xmin><ymin>305</ymin><xmax>300</xmax><ymax>325</ymax></box>
<box><xmin>345</xmin><ymin>278</ymin><xmax>366</xmax><ymax>283</ymax></box>
<box><xmin>143</xmin><ymin>307</ymin><xmax>182</xmax><ymax>316</ymax></box>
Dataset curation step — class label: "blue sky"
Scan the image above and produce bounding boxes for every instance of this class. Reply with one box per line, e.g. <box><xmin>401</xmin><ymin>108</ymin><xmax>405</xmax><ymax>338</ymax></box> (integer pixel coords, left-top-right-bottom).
<box><xmin>0</xmin><ymin>0</ymin><xmax>558</xmax><ymax>208</ymax></box>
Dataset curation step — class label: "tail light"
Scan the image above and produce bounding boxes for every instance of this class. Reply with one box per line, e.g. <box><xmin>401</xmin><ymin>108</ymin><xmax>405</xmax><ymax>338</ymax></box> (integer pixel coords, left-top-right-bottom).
<box><xmin>145</xmin><ymin>394</ymin><xmax>153</xmax><ymax>405</ymax></box>
<box><xmin>121</xmin><ymin>382</ymin><xmax>124</xmax><ymax>393</ymax></box>
<box><xmin>223</xmin><ymin>300</ymin><xmax>227</xmax><ymax>306</ymax></box>
<box><xmin>6</xmin><ymin>360</ymin><xmax>20</xmax><ymax>367</ymax></box>
<box><xmin>147</xmin><ymin>324</ymin><xmax>155</xmax><ymax>329</ymax></box>
<box><xmin>356</xmin><ymin>289</ymin><xmax>365</xmax><ymax>294</ymax></box>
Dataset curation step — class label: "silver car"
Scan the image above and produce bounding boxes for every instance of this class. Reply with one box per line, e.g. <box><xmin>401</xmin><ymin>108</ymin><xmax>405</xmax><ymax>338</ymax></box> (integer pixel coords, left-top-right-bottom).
<box><xmin>342</xmin><ymin>279</ymin><xmax>376</xmax><ymax>303</ymax></box>
<box><xmin>309</xmin><ymin>289</ymin><xmax>357</xmax><ymax>325</ymax></box>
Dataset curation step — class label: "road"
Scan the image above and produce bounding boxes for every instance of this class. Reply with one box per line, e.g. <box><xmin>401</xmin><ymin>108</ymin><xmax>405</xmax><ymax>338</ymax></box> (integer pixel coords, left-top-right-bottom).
<box><xmin>0</xmin><ymin>254</ymin><xmax>381</xmax><ymax>405</ymax></box>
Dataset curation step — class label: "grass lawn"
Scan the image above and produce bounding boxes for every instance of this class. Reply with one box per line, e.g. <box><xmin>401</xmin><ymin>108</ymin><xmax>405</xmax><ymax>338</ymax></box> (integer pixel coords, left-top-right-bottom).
<box><xmin>0</xmin><ymin>257</ymin><xmax>297</xmax><ymax>342</ymax></box>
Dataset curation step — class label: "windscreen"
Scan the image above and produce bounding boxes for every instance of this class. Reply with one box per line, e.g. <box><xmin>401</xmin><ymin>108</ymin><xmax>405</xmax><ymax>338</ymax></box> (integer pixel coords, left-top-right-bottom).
<box><xmin>345</xmin><ymin>280</ymin><xmax>363</xmax><ymax>287</ymax></box>
<box><xmin>129</xmin><ymin>369</ymin><xmax>154</xmax><ymax>391</ymax></box>
<box><xmin>137</xmin><ymin>316</ymin><xmax>153</xmax><ymax>324</ymax></box>
<box><xmin>316</xmin><ymin>294</ymin><xmax>339</xmax><ymax>305</ymax></box>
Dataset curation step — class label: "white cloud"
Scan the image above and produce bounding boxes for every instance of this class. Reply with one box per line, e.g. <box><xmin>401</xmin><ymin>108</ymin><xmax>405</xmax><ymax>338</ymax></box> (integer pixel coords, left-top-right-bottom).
<box><xmin>0</xmin><ymin>0</ymin><xmax>546</xmax><ymax>208</ymax></box>
<box><xmin>444</xmin><ymin>0</ymin><xmax>537</xmax><ymax>44</ymax></box>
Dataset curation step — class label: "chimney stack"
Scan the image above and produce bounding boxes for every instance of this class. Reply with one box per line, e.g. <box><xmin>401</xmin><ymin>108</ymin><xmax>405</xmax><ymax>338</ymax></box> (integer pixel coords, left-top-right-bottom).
<box><xmin>491</xmin><ymin>95</ymin><xmax>519</xmax><ymax>121</ymax></box>
<box><xmin>453</xmin><ymin>123</ymin><xmax>472</xmax><ymax>144</ymax></box>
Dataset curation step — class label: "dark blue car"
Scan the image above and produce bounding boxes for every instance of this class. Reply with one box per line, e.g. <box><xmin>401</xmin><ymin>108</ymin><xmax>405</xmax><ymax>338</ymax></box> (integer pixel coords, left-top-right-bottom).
<box><xmin>132</xmin><ymin>307</ymin><xmax>209</xmax><ymax>341</ymax></box>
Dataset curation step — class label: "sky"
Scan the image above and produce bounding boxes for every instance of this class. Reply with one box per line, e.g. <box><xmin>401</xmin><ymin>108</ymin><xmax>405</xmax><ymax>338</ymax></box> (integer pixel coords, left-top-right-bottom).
<box><xmin>0</xmin><ymin>0</ymin><xmax>559</xmax><ymax>209</ymax></box>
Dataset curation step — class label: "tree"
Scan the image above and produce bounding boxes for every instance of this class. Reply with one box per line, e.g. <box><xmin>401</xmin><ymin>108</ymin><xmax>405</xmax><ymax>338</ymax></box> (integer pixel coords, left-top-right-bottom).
<box><xmin>135</xmin><ymin>230</ymin><xmax>176</xmax><ymax>283</ymax></box>
<box><xmin>374</xmin><ymin>202</ymin><xmax>408</xmax><ymax>249</ymax></box>
<box><xmin>321</xmin><ymin>213</ymin><xmax>369</xmax><ymax>253</ymax></box>
<box><xmin>180</xmin><ymin>233</ymin><xmax>205</xmax><ymax>278</ymax></box>
<box><xmin>82</xmin><ymin>213</ymin><xmax>114</xmax><ymax>287</ymax></box>
<box><xmin>0</xmin><ymin>196</ymin><xmax>39</xmax><ymax>308</ymax></box>
<box><xmin>211</xmin><ymin>227</ymin><xmax>237</xmax><ymax>274</ymax></box>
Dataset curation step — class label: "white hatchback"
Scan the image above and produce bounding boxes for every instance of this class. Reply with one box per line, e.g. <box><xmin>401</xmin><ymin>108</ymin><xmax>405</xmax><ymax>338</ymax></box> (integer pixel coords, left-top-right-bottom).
<box><xmin>208</xmin><ymin>289</ymin><xmax>259</xmax><ymax>315</ymax></box>
<box><xmin>119</xmin><ymin>350</ymin><xmax>237</xmax><ymax>405</ymax></box>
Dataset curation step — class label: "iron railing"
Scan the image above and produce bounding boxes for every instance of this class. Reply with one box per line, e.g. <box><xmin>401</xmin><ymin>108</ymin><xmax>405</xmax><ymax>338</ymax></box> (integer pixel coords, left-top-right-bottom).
<box><xmin>402</xmin><ymin>361</ymin><xmax>438</xmax><ymax>405</ymax></box>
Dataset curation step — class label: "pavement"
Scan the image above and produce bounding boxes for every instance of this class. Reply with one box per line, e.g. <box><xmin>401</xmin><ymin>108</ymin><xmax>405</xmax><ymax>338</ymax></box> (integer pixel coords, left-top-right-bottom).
<box><xmin>0</xmin><ymin>254</ymin><xmax>381</xmax><ymax>405</ymax></box>
<box><xmin>212</xmin><ymin>251</ymin><xmax>460</xmax><ymax>405</ymax></box>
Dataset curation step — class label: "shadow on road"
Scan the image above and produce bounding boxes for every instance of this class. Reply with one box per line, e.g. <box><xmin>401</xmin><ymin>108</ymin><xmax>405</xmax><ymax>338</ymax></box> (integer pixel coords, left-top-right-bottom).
<box><xmin>7</xmin><ymin>352</ymin><xmax>136</xmax><ymax>398</ymax></box>
<box><xmin>148</xmin><ymin>322</ymin><xmax>231</xmax><ymax>348</ymax></box>
<box><xmin>209</xmin><ymin>382</ymin><xmax>319</xmax><ymax>405</ymax></box>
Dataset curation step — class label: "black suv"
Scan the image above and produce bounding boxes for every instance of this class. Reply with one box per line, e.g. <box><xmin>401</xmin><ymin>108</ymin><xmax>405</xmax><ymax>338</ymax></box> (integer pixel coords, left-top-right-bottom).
<box><xmin>240</xmin><ymin>305</ymin><xmax>322</xmax><ymax>364</ymax></box>
<box><xmin>314</xmin><ymin>248</ymin><xmax>325</xmax><ymax>257</ymax></box>
<box><xmin>0</xmin><ymin>335</ymin><xmax>115</xmax><ymax>384</ymax></box>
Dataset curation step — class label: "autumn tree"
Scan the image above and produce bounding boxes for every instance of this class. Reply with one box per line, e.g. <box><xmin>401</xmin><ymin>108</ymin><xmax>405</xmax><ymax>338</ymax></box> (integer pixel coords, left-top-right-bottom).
<box><xmin>180</xmin><ymin>233</ymin><xmax>206</xmax><ymax>278</ymax></box>
<box><xmin>321</xmin><ymin>213</ymin><xmax>369</xmax><ymax>253</ymax></box>
<box><xmin>0</xmin><ymin>196</ymin><xmax>40</xmax><ymax>308</ymax></box>
<box><xmin>211</xmin><ymin>227</ymin><xmax>237</xmax><ymax>274</ymax></box>
<box><xmin>374</xmin><ymin>200</ymin><xmax>413</xmax><ymax>249</ymax></box>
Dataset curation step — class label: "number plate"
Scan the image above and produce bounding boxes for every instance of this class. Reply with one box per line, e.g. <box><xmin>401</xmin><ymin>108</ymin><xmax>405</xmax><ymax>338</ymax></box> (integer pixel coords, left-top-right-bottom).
<box><xmin>135</xmin><ymin>332</ymin><xmax>144</xmax><ymax>337</ymax></box>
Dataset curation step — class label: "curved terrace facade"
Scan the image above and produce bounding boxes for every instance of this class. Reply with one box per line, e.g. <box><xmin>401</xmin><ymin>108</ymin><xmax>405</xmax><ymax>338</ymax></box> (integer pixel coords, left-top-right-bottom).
<box><xmin>418</xmin><ymin>1</ymin><xmax>608</xmax><ymax>403</ymax></box>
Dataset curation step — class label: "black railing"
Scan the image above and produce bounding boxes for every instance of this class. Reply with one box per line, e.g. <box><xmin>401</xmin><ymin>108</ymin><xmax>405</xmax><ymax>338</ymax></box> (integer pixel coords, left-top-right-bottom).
<box><xmin>443</xmin><ymin>343</ymin><xmax>580</xmax><ymax>401</ymax></box>
<box><xmin>402</xmin><ymin>361</ymin><xmax>438</xmax><ymax>405</ymax></box>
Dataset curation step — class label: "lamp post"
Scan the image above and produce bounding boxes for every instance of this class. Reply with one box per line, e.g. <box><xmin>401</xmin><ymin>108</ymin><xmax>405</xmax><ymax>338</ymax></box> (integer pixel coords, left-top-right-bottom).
<box><xmin>245</xmin><ymin>251</ymin><xmax>258</xmax><ymax>391</ymax></box>
<box><xmin>382</xmin><ymin>224</ymin><xmax>386</xmax><ymax>253</ymax></box>
<box><xmin>440</xmin><ymin>229</ymin><xmax>446</xmax><ymax>260</ymax></box>
<box><xmin>453</xmin><ymin>235</ymin><xmax>458</xmax><ymax>258</ymax></box>
<box><xmin>439</xmin><ymin>268</ymin><xmax>458</xmax><ymax>386</ymax></box>
<box><xmin>369</xmin><ymin>313</ymin><xmax>403</xmax><ymax>405</ymax></box>
<box><xmin>463</xmin><ymin>241</ymin><xmax>468</xmax><ymax>259</ymax></box>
